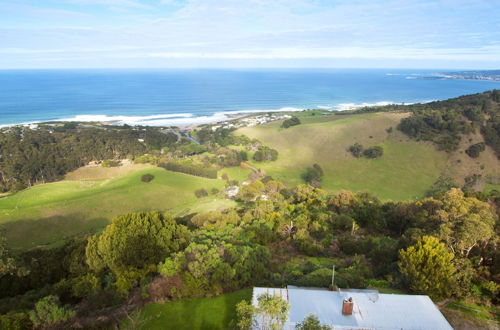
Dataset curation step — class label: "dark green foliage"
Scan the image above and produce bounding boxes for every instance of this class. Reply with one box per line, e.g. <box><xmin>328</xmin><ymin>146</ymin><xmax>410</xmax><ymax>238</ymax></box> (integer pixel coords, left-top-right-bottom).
<box><xmin>363</xmin><ymin>146</ymin><xmax>383</xmax><ymax>158</ymax></box>
<box><xmin>212</xmin><ymin>148</ymin><xmax>248</xmax><ymax>167</ymax></box>
<box><xmin>426</xmin><ymin>176</ymin><xmax>457</xmax><ymax>197</ymax></box>
<box><xmin>143</xmin><ymin>129</ymin><xmax>178</xmax><ymax>149</ymax></box>
<box><xmin>348</xmin><ymin>144</ymin><xmax>383</xmax><ymax>159</ymax></box>
<box><xmin>159</xmin><ymin>162</ymin><xmax>217</xmax><ymax>179</ymax></box>
<box><xmin>0</xmin><ymin>125</ymin><xmax>180</xmax><ymax>192</ymax></box>
<box><xmin>0</xmin><ymin>311</ymin><xmax>32</xmax><ymax>330</ymax></box>
<box><xmin>176</xmin><ymin>142</ymin><xmax>207</xmax><ymax>156</ymax></box>
<box><xmin>159</xmin><ymin>229</ymin><xmax>271</xmax><ymax>296</ymax></box>
<box><xmin>481</xmin><ymin>114</ymin><xmax>500</xmax><ymax>158</ymax></box>
<box><xmin>252</xmin><ymin>146</ymin><xmax>278</xmax><ymax>162</ymax></box>
<box><xmin>0</xmin><ymin>238</ymin><xmax>88</xmax><ymax>299</ymax></box>
<box><xmin>141</xmin><ymin>173</ymin><xmax>155</xmax><ymax>183</ymax></box>
<box><xmin>398</xmin><ymin>90</ymin><xmax>500</xmax><ymax>155</ymax></box>
<box><xmin>295</xmin><ymin>314</ymin><xmax>331</xmax><ymax>330</ymax></box>
<box><xmin>196</xmin><ymin>127</ymin><xmax>237</xmax><ymax>146</ymax></box>
<box><xmin>86</xmin><ymin>212</ymin><xmax>190</xmax><ymax>281</ymax></box>
<box><xmin>194</xmin><ymin>188</ymin><xmax>208</xmax><ymax>198</ymax></box>
<box><xmin>347</xmin><ymin>143</ymin><xmax>364</xmax><ymax>157</ymax></box>
<box><xmin>302</xmin><ymin>164</ymin><xmax>324</xmax><ymax>186</ymax></box>
<box><xmin>28</xmin><ymin>295</ymin><xmax>75</xmax><ymax>328</ymax></box>
<box><xmin>281</xmin><ymin>116</ymin><xmax>301</xmax><ymax>129</ymax></box>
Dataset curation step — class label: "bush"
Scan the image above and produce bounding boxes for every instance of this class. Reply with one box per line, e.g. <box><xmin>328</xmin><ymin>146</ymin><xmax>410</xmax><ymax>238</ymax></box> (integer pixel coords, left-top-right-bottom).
<box><xmin>101</xmin><ymin>160</ymin><xmax>121</xmax><ymax>167</ymax></box>
<box><xmin>0</xmin><ymin>311</ymin><xmax>32</xmax><ymax>330</ymax></box>
<box><xmin>253</xmin><ymin>146</ymin><xmax>278</xmax><ymax>162</ymax></box>
<box><xmin>363</xmin><ymin>146</ymin><xmax>383</xmax><ymax>158</ymax></box>
<box><xmin>281</xmin><ymin>116</ymin><xmax>301</xmax><ymax>128</ymax></box>
<box><xmin>347</xmin><ymin>143</ymin><xmax>364</xmax><ymax>157</ymax></box>
<box><xmin>194</xmin><ymin>188</ymin><xmax>208</xmax><ymax>198</ymax></box>
<box><xmin>465</xmin><ymin>142</ymin><xmax>486</xmax><ymax>158</ymax></box>
<box><xmin>302</xmin><ymin>164</ymin><xmax>324</xmax><ymax>185</ymax></box>
<box><xmin>134</xmin><ymin>154</ymin><xmax>159</xmax><ymax>164</ymax></box>
<box><xmin>141</xmin><ymin>173</ymin><xmax>155</xmax><ymax>183</ymax></box>
<box><xmin>29</xmin><ymin>295</ymin><xmax>75</xmax><ymax>328</ymax></box>
<box><xmin>159</xmin><ymin>162</ymin><xmax>217</xmax><ymax>179</ymax></box>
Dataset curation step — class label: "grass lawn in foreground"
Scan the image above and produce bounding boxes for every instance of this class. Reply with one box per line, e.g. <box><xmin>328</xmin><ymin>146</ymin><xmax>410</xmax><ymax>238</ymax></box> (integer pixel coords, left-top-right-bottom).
<box><xmin>127</xmin><ymin>288</ymin><xmax>252</xmax><ymax>330</ymax></box>
<box><xmin>0</xmin><ymin>166</ymin><xmax>233</xmax><ymax>249</ymax></box>
<box><xmin>237</xmin><ymin>112</ymin><xmax>447</xmax><ymax>200</ymax></box>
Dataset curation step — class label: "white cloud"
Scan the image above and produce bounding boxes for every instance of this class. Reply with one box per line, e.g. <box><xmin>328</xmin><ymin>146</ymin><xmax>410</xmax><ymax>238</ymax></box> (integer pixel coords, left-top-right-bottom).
<box><xmin>1</xmin><ymin>0</ymin><xmax>499</xmax><ymax>68</ymax></box>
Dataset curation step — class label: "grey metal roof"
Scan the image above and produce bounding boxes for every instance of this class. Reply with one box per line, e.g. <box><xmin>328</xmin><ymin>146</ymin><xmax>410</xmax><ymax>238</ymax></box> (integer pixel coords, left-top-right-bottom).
<box><xmin>252</xmin><ymin>286</ymin><xmax>453</xmax><ymax>330</ymax></box>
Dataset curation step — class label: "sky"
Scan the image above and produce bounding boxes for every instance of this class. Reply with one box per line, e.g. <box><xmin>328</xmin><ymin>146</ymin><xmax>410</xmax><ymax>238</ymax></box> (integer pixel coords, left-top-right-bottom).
<box><xmin>1</xmin><ymin>0</ymin><xmax>500</xmax><ymax>69</ymax></box>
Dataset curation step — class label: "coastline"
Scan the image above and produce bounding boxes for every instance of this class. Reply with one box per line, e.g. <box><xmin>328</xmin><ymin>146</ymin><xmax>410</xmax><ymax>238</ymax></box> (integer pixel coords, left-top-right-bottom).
<box><xmin>0</xmin><ymin>100</ymin><xmax>413</xmax><ymax>129</ymax></box>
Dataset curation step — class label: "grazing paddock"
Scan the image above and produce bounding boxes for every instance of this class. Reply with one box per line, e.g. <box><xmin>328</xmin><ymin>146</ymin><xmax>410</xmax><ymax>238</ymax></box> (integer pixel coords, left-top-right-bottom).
<box><xmin>0</xmin><ymin>166</ymin><xmax>231</xmax><ymax>249</ymax></box>
<box><xmin>237</xmin><ymin>112</ymin><xmax>448</xmax><ymax>200</ymax></box>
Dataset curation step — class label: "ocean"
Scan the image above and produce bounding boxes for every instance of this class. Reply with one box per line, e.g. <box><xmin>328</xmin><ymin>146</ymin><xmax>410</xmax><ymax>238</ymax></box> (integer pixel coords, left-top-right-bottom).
<box><xmin>0</xmin><ymin>68</ymin><xmax>499</xmax><ymax>127</ymax></box>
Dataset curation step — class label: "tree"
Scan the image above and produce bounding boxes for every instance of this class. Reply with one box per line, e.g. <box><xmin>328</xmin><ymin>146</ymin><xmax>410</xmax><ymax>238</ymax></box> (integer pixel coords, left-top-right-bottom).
<box><xmin>236</xmin><ymin>292</ymin><xmax>290</xmax><ymax>330</ymax></box>
<box><xmin>0</xmin><ymin>232</ymin><xmax>27</xmax><ymax>277</ymax></box>
<box><xmin>295</xmin><ymin>314</ymin><xmax>331</xmax><ymax>330</ymax></box>
<box><xmin>281</xmin><ymin>116</ymin><xmax>301</xmax><ymax>129</ymax></box>
<box><xmin>398</xmin><ymin>236</ymin><xmax>455</xmax><ymax>299</ymax></box>
<box><xmin>29</xmin><ymin>295</ymin><xmax>75</xmax><ymax>328</ymax></box>
<box><xmin>465</xmin><ymin>142</ymin><xmax>485</xmax><ymax>158</ymax></box>
<box><xmin>253</xmin><ymin>146</ymin><xmax>278</xmax><ymax>162</ymax></box>
<box><xmin>302</xmin><ymin>164</ymin><xmax>324</xmax><ymax>186</ymax></box>
<box><xmin>141</xmin><ymin>173</ymin><xmax>154</xmax><ymax>183</ymax></box>
<box><xmin>431</xmin><ymin>189</ymin><xmax>496</xmax><ymax>257</ymax></box>
<box><xmin>363</xmin><ymin>146</ymin><xmax>383</xmax><ymax>158</ymax></box>
<box><xmin>347</xmin><ymin>143</ymin><xmax>364</xmax><ymax>157</ymax></box>
<box><xmin>86</xmin><ymin>212</ymin><xmax>190</xmax><ymax>275</ymax></box>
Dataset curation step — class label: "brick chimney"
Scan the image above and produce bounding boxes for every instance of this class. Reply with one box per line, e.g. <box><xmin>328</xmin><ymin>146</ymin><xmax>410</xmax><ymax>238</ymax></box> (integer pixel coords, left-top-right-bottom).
<box><xmin>342</xmin><ymin>297</ymin><xmax>353</xmax><ymax>315</ymax></box>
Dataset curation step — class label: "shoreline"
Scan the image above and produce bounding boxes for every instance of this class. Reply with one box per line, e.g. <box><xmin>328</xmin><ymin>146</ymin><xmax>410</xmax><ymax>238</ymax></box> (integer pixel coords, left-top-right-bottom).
<box><xmin>0</xmin><ymin>100</ymin><xmax>416</xmax><ymax>129</ymax></box>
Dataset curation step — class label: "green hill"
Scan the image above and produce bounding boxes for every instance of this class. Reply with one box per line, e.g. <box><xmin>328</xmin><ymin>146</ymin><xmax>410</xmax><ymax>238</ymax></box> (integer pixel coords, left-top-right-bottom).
<box><xmin>236</xmin><ymin>111</ymin><xmax>499</xmax><ymax>200</ymax></box>
<box><xmin>0</xmin><ymin>166</ymin><xmax>232</xmax><ymax>249</ymax></box>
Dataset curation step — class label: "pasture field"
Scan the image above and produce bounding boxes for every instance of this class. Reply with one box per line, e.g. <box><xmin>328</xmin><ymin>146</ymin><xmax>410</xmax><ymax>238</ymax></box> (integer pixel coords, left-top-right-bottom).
<box><xmin>125</xmin><ymin>288</ymin><xmax>252</xmax><ymax>330</ymax></box>
<box><xmin>0</xmin><ymin>166</ymin><xmax>232</xmax><ymax>249</ymax></box>
<box><xmin>237</xmin><ymin>112</ymin><xmax>448</xmax><ymax>200</ymax></box>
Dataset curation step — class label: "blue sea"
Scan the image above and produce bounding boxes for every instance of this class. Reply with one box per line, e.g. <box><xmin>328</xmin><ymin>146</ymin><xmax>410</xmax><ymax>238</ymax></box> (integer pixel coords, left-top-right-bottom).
<box><xmin>0</xmin><ymin>68</ymin><xmax>499</xmax><ymax>127</ymax></box>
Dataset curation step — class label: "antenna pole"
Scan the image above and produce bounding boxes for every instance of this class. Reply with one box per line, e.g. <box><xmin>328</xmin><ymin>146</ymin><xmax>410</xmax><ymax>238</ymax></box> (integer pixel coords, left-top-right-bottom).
<box><xmin>331</xmin><ymin>265</ymin><xmax>335</xmax><ymax>287</ymax></box>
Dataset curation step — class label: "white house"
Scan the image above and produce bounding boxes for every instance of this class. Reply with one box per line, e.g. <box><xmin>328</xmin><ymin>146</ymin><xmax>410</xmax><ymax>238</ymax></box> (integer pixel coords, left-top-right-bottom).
<box><xmin>252</xmin><ymin>286</ymin><xmax>453</xmax><ymax>330</ymax></box>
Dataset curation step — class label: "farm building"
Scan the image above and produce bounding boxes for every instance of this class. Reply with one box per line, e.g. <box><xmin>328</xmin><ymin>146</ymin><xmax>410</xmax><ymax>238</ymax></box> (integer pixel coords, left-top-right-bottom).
<box><xmin>252</xmin><ymin>286</ymin><xmax>453</xmax><ymax>330</ymax></box>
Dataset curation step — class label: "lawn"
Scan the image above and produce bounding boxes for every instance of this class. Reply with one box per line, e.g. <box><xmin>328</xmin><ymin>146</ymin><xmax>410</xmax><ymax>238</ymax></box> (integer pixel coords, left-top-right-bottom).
<box><xmin>219</xmin><ymin>166</ymin><xmax>251</xmax><ymax>182</ymax></box>
<box><xmin>126</xmin><ymin>288</ymin><xmax>252</xmax><ymax>330</ymax></box>
<box><xmin>236</xmin><ymin>112</ymin><xmax>448</xmax><ymax>200</ymax></box>
<box><xmin>0</xmin><ymin>166</ymin><xmax>233</xmax><ymax>249</ymax></box>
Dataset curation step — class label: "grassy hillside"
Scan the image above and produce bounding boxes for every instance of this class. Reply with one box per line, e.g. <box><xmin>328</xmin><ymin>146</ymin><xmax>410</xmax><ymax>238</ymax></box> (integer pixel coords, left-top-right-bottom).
<box><xmin>124</xmin><ymin>289</ymin><xmax>252</xmax><ymax>330</ymax></box>
<box><xmin>237</xmin><ymin>112</ymin><xmax>449</xmax><ymax>200</ymax></box>
<box><xmin>0</xmin><ymin>166</ymin><xmax>233</xmax><ymax>249</ymax></box>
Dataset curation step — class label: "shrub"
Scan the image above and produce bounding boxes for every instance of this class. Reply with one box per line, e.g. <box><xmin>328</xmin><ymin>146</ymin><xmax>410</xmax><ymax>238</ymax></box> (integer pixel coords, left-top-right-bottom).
<box><xmin>281</xmin><ymin>116</ymin><xmax>301</xmax><ymax>128</ymax></box>
<box><xmin>159</xmin><ymin>162</ymin><xmax>217</xmax><ymax>179</ymax></box>
<box><xmin>348</xmin><ymin>143</ymin><xmax>364</xmax><ymax>157</ymax></box>
<box><xmin>85</xmin><ymin>212</ymin><xmax>190</xmax><ymax>288</ymax></box>
<box><xmin>398</xmin><ymin>236</ymin><xmax>454</xmax><ymax>299</ymax></box>
<box><xmin>29</xmin><ymin>296</ymin><xmax>75</xmax><ymax>328</ymax></box>
<box><xmin>194</xmin><ymin>188</ymin><xmax>208</xmax><ymax>198</ymax></box>
<box><xmin>0</xmin><ymin>311</ymin><xmax>32</xmax><ymax>330</ymax></box>
<box><xmin>302</xmin><ymin>164</ymin><xmax>324</xmax><ymax>185</ymax></box>
<box><xmin>141</xmin><ymin>173</ymin><xmax>155</xmax><ymax>183</ymax></box>
<box><xmin>465</xmin><ymin>142</ymin><xmax>485</xmax><ymax>158</ymax></box>
<box><xmin>134</xmin><ymin>154</ymin><xmax>159</xmax><ymax>164</ymax></box>
<box><xmin>363</xmin><ymin>146</ymin><xmax>383</xmax><ymax>158</ymax></box>
<box><xmin>101</xmin><ymin>160</ymin><xmax>121</xmax><ymax>167</ymax></box>
<box><xmin>253</xmin><ymin>146</ymin><xmax>278</xmax><ymax>162</ymax></box>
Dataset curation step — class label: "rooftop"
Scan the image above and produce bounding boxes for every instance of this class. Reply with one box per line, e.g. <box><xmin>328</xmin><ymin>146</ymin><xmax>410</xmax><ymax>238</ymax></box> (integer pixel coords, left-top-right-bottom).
<box><xmin>252</xmin><ymin>286</ymin><xmax>453</xmax><ymax>330</ymax></box>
